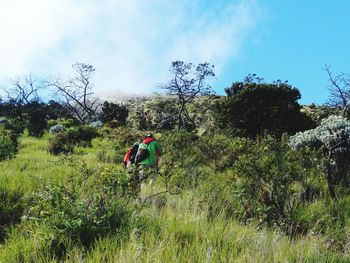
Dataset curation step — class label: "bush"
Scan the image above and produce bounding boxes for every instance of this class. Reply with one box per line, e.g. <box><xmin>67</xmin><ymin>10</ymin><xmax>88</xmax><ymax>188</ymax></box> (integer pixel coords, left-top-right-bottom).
<box><xmin>0</xmin><ymin>127</ymin><xmax>18</xmax><ymax>161</ymax></box>
<box><xmin>65</xmin><ymin>125</ymin><xmax>99</xmax><ymax>147</ymax></box>
<box><xmin>24</xmin><ymin>101</ymin><xmax>47</xmax><ymax>137</ymax></box>
<box><xmin>89</xmin><ymin>121</ymin><xmax>103</xmax><ymax>129</ymax></box>
<box><xmin>160</xmin><ymin>131</ymin><xmax>204</xmax><ymax>189</ymax></box>
<box><xmin>214</xmin><ymin>81</ymin><xmax>314</xmax><ymax>138</ymax></box>
<box><xmin>229</xmin><ymin>136</ymin><xmax>305</xmax><ymax>226</ymax></box>
<box><xmin>24</xmin><ymin>165</ymin><xmax>133</xmax><ymax>247</ymax></box>
<box><xmin>100</xmin><ymin>101</ymin><xmax>128</xmax><ymax>125</ymax></box>
<box><xmin>0</xmin><ymin>117</ymin><xmax>11</xmax><ymax>129</ymax></box>
<box><xmin>289</xmin><ymin>115</ymin><xmax>350</xmax><ymax>198</ymax></box>
<box><xmin>198</xmin><ymin>133</ymin><xmax>251</xmax><ymax>171</ymax></box>
<box><xmin>200</xmin><ymin>135</ymin><xmax>323</xmax><ymax>236</ymax></box>
<box><xmin>0</xmin><ymin>117</ymin><xmax>24</xmax><ymax>136</ymax></box>
<box><xmin>48</xmin><ymin>132</ymin><xmax>74</xmax><ymax>155</ymax></box>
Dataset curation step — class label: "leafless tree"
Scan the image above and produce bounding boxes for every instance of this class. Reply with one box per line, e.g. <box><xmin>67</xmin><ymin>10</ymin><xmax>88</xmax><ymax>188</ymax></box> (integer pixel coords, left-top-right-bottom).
<box><xmin>49</xmin><ymin>63</ymin><xmax>100</xmax><ymax>124</ymax></box>
<box><xmin>162</xmin><ymin>61</ymin><xmax>215</xmax><ymax>129</ymax></box>
<box><xmin>325</xmin><ymin>65</ymin><xmax>350</xmax><ymax>116</ymax></box>
<box><xmin>4</xmin><ymin>75</ymin><xmax>42</xmax><ymax>105</ymax></box>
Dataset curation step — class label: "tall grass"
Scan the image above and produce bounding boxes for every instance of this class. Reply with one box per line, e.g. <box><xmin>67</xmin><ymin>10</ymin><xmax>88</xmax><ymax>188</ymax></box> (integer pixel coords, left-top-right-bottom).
<box><xmin>0</xmin><ymin>133</ymin><xmax>348</xmax><ymax>262</ymax></box>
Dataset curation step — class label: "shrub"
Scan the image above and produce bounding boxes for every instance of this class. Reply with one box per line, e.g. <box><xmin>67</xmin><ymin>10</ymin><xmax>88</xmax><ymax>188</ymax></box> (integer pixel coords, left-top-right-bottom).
<box><xmin>197</xmin><ymin>133</ymin><xmax>251</xmax><ymax>171</ymax></box>
<box><xmin>89</xmin><ymin>121</ymin><xmax>103</xmax><ymax>129</ymax></box>
<box><xmin>49</xmin><ymin>124</ymin><xmax>65</xmax><ymax>134</ymax></box>
<box><xmin>0</xmin><ymin>127</ymin><xmax>18</xmax><ymax>161</ymax></box>
<box><xmin>230</xmin><ymin>136</ymin><xmax>309</xmax><ymax>227</ymax></box>
<box><xmin>65</xmin><ymin>125</ymin><xmax>99</xmax><ymax>147</ymax></box>
<box><xmin>24</xmin><ymin>165</ymin><xmax>133</xmax><ymax>247</ymax></box>
<box><xmin>160</xmin><ymin>131</ymin><xmax>204</xmax><ymax>189</ymax></box>
<box><xmin>100</xmin><ymin>101</ymin><xmax>128</xmax><ymax>125</ymax></box>
<box><xmin>289</xmin><ymin>115</ymin><xmax>350</xmax><ymax>198</ymax></box>
<box><xmin>214</xmin><ymin>81</ymin><xmax>314</xmax><ymax>138</ymax></box>
<box><xmin>48</xmin><ymin>132</ymin><xmax>73</xmax><ymax>155</ymax></box>
<box><xmin>201</xmin><ymin>135</ymin><xmax>322</xmax><ymax>235</ymax></box>
<box><xmin>0</xmin><ymin>117</ymin><xmax>11</xmax><ymax>129</ymax></box>
<box><xmin>24</xmin><ymin>101</ymin><xmax>47</xmax><ymax>137</ymax></box>
<box><xmin>0</xmin><ymin>117</ymin><xmax>24</xmax><ymax>136</ymax></box>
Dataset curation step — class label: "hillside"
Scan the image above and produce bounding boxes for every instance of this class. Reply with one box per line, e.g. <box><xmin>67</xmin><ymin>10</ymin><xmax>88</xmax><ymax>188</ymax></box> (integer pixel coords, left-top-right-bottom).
<box><xmin>0</xmin><ymin>130</ymin><xmax>348</xmax><ymax>262</ymax></box>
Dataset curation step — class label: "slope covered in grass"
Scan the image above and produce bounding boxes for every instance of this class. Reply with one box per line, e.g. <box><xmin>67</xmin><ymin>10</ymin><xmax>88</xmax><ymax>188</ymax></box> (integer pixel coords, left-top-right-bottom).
<box><xmin>0</xmin><ymin>132</ymin><xmax>348</xmax><ymax>262</ymax></box>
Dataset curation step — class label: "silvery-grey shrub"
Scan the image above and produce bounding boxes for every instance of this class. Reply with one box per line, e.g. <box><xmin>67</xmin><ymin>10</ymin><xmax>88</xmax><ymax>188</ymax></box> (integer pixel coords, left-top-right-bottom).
<box><xmin>49</xmin><ymin>124</ymin><xmax>65</xmax><ymax>134</ymax></box>
<box><xmin>89</xmin><ymin>121</ymin><xmax>103</xmax><ymax>129</ymax></box>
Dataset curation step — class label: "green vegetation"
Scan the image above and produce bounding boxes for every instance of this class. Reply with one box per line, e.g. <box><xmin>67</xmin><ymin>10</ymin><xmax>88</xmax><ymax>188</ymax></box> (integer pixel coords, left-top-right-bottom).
<box><xmin>1</xmin><ymin>66</ymin><xmax>350</xmax><ymax>261</ymax></box>
<box><xmin>0</xmin><ymin>126</ymin><xmax>349</xmax><ymax>261</ymax></box>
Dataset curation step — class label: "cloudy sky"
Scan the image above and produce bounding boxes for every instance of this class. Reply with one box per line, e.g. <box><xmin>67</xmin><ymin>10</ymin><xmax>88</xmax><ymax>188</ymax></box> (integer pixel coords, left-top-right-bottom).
<box><xmin>0</xmin><ymin>0</ymin><xmax>349</xmax><ymax>103</ymax></box>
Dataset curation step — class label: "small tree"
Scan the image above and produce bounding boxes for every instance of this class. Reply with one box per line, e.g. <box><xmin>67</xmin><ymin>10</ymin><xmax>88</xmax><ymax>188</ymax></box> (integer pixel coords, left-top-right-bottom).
<box><xmin>50</xmin><ymin>63</ymin><xmax>100</xmax><ymax>124</ymax></box>
<box><xmin>162</xmin><ymin>61</ymin><xmax>215</xmax><ymax>130</ymax></box>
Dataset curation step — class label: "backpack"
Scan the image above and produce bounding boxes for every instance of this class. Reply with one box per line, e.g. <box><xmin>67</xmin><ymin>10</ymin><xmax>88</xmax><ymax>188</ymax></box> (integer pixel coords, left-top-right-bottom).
<box><xmin>135</xmin><ymin>144</ymin><xmax>149</xmax><ymax>164</ymax></box>
<box><xmin>129</xmin><ymin>144</ymin><xmax>139</xmax><ymax>164</ymax></box>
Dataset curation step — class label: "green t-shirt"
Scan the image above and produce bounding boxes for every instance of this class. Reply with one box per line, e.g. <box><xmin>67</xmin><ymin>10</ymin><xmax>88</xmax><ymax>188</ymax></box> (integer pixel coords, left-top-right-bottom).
<box><xmin>138</xmin><ymin>140</ymin><xmax>162</xmax><ymax>166</ymax></box>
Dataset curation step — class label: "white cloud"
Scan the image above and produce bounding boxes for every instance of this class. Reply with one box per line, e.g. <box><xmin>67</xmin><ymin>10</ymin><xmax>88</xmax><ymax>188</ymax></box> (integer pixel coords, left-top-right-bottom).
<box><xmin>0</xmin><ymin>0</ymin><xmax>263</xmax><ymax>98</ymax></box>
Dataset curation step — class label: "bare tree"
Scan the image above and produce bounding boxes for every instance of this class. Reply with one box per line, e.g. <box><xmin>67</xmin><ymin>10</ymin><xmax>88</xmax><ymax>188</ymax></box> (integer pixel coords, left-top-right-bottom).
<box><xmin>4</xmin><ymin>75</ymin><xmax>42</xmax><ymax>105</ymax></box>
<box><xmin>49</xmin><ymin>63</ymin><xmax>100</xmax><ymax>124</ymax></box>
<box><xmin>162</xmin><ymin>61</ymin><xmax>215</xmax><ymax>129</ymax></box>
<box><xmin>325</xmin><ymin>65</ymin><xmax>350</xmax><ymax>116</ymax></box>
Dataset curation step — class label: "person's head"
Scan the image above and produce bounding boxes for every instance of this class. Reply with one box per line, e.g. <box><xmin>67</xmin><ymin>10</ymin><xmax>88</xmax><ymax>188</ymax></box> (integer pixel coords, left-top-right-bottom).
<box><xmin>145</xmin><ymin>133</ymin><xmax>153</xmax><ymax>139</ymax></box>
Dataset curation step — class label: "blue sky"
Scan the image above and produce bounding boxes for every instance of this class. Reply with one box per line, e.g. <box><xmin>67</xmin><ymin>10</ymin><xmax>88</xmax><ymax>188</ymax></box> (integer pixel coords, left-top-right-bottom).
<box><xmin>0</xmin><ymin>0</ymin><xmax>349</xmax><ymax>104</ymax></box>
<box><xmin>217</xmin><ymin>0</ymin><xmax>350</xmax><ymax>104</ymax></box>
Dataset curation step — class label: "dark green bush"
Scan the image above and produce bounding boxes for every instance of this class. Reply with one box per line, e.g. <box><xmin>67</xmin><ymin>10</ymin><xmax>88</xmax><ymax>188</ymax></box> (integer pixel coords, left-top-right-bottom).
<box><xmin>214</xmin><ymin>81</ymin><xmax>315</xmax><ymax>138</ymax></box>
<box><xmin>65</xmin><ymin>125</ymin><xmax>99</xmax><ymax>147</ymax></box>
<box><xmin>0</xmin><ymin>127</ymin><xmax>18</xmax><ymax>161</ymax></box>
<box><xmin>24</xmin><ymin>101</ymin><xmax>47</xmax><ymax>137</ymax></box>
<box><xmin>100</xmin><ymin>101</ymin><xmax>128</xmax><ymax>125</ymax></box>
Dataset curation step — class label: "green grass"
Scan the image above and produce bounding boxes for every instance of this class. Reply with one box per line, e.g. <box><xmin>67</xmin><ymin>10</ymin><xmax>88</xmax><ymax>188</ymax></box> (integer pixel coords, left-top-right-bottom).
<box><xmin>0</xmin><ymin>134</ymin><xmax>348</xmax><ymax>262</ymax></box>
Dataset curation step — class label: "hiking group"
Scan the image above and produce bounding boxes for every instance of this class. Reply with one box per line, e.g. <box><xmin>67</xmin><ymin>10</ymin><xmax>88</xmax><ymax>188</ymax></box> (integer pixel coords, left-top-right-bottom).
<box><xmin>123</xmin><ymin>134</ymin><xmax>162</xmax><ymax>192</ymax></box>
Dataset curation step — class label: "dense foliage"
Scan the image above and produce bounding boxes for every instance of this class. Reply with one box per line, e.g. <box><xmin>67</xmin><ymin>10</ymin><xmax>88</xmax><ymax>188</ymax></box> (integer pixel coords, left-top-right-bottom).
<box><xmin>0</xmin><ymin>126</ymin><xmax>349</xmax><ymax>260</ymax></box>
<box><xmin>215</xmin><ymin>81</ymin><xmax>315</xmax><ymax>138</ymax></box>
<box><xmin>100</xmin><ymin>101</ymin><xmax>128</xmax><ymax>126</ymax></box>
<box><xmin>0</xmin><ymin>127</ymin><xmax>18</xmax><ymax>161</ymax></box>
<box><xmin>24</xmin><ymin>164</ymin><xmax>133</xmax><ymax>248</ymax></box>
<box><xmin>0</xmin><ymin>69</ymin><xmax>350</xmax><ymax>260</ymax></box>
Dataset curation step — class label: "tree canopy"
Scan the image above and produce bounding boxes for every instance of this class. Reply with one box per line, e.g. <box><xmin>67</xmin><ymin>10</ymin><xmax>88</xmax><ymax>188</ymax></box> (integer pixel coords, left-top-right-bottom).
<box><xmin>214</xmin><ymin>79</ymin><xmax>314</xmax><ymax>138</ymax></box>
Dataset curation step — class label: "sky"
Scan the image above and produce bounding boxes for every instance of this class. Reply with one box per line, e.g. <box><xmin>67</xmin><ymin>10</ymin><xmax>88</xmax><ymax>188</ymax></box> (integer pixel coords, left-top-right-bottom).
<box><xmin>0</xmin><ymin>0</ymin><xmax>349</xmax><ymax>104</ymax></box>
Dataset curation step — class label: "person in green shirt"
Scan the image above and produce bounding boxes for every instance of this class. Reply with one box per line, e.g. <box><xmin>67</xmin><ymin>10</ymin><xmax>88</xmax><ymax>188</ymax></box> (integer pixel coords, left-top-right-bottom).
<box><xmin>136</xmin><ymin>134</ymin><xmax>162</xmax><ymax>187</ymax></box>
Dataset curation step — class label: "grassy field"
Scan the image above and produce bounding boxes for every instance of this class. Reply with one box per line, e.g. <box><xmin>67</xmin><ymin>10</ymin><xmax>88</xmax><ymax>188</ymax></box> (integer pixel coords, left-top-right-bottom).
<box><xmin>0</xmin><ymin>134</ymin><xmax>347</xmax><ymax>262</ymax></box>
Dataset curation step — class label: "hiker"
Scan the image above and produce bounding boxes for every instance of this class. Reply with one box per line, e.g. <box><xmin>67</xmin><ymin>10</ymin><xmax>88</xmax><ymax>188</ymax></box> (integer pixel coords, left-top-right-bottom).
<box><xmin>123</xmin><ymin>142</ymin><xmax>139</xmax><ymax>169</ymax></box>
<box><xmin>135</xmin><ymin>133</ymin><xmax>162</xmax><ymax>186</ymax></box>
